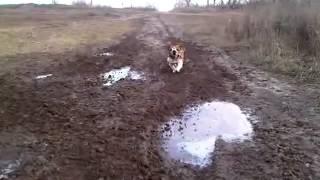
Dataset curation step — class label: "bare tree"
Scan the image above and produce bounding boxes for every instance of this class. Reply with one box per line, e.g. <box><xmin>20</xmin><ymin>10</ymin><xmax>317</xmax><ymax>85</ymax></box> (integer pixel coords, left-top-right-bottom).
<box><xmin>214</xmin><ymin>0</ymin><xmax>216</xmax><ymax>6</ymax></box>
<box><xmin>220</xmin><ymin>0</ymin><xmax>224</xmax><ymax>7</ymax></box>
<box><xmin>52</xmin><ymin>0</ymin><xmax>56</xmax><ymax>4</ymax></box>
<box><xmin>231</xmin><ymin>0</ymin><xmax>238</xmax><ymax>8</ymax></box>
<box><xmin>175</xmin><ymin>0</ymin><xmax>185</xmax><ymax>8</ymax></box>
<box><xmin>207</xmin><ymin>0</ymin><xmax>210</xmax><ymax>7</ymax></box>
<box><xmin>305</xmin><ymin>0</ymin><xmax>312</xmax><ymax>6</ymax></box>
<box><xmin>185</xmin><ymin>0</ymin><xmax>191</xmax><ymax>7</ymax></box>
<box><xmin>90</xmin><ymin>0</ymin><xmax>93</xmax><ymax>7</ymax></box>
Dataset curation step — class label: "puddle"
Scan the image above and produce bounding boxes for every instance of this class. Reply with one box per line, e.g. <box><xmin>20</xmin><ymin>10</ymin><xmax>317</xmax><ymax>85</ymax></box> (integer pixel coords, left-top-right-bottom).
<box><xmin>161</xmin><ymin>101</ymin><xmax>253</xmax><ymax>167</ymax></box>
<box><xmin>95</xmin><ymin>51</ymin><xmax>114</xmax><ymax>57</ymax></box>
<box><xmin>0</xmin><ymin>160</ymin><xmax>21</xmax><ymax>179</ymax></box>
<box><xmin>102</xmin><ymin>66</ymin><xmax>145</xmax><ymax>86</ymax></box>
<box><xmin>99</xmin><ymin>52</ymin><xmax>114</xmax><ymax>57</ymax></box>
<box><xmin>129</xmin><ymin>70</ymin><xmax>144</xmax><ymax>80</ymax></box>
<box><xmin>35</xmin><ymin>74</ymin><xmax>52</xmax><ymax>80</ymax></box>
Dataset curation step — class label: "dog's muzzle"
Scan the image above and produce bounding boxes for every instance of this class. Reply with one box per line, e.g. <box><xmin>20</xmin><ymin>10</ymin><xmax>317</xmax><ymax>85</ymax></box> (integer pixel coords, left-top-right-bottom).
<box><xmin>172</xmin><ymin>50</ymin><xmax>176</xmax><ymax>55</ymax></box>
<box><xmin>169</xmin><ymin>54</ymin><xmax>176</xmax><ymax>59</ymax></box>
<box><xmin>170</xmin><ymin>50</ymin><xmax>177</xmax><ymax>59</ymax></box>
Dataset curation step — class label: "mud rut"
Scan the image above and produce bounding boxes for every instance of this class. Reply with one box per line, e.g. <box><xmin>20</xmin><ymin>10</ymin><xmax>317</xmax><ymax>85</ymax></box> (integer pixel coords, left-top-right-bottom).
<box><xmin>0</xmin><ymin>16</ymin><xmax>319</xmax><ymax>180</ymax></box>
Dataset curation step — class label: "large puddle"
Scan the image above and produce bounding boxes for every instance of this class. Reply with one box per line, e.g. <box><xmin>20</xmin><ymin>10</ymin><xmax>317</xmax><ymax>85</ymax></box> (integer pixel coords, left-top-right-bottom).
<box><xmin>102</xmin><ymin>66</ymin><xmax>145</xmax><ymax>86</ymax></box>
<box><xmin>161</xmin><ymin>101</ymin><xmax>253</xmax><ymax>167</ymax></box>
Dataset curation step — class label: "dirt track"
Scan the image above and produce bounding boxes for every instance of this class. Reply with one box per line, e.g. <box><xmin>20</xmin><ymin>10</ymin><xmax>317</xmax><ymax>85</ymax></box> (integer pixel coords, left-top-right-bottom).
<box><xmin>1</xmin><ymin>15</ymin><xmax>320</xmax><ymax>180</ymax></box>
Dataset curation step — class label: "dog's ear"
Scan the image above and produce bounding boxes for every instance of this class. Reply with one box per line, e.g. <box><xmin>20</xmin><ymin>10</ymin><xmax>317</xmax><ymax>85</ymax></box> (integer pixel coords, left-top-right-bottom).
<box><xmin>167</xmin><ymin>41</ymin><xmax>172</xmax><ymax>50</ymax></box>
<box><xmin>176</xmin><ymin>43</ymin><xmax>185</xmax><ymax>51</ymax></box>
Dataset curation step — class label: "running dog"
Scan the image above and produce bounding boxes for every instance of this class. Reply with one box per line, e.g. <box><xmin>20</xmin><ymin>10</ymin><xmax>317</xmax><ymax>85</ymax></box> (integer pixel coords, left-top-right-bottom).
<box><xmin>167</xmin><ymin>42</ymin><xmax>186</xmax><ymax>73</ymax></box>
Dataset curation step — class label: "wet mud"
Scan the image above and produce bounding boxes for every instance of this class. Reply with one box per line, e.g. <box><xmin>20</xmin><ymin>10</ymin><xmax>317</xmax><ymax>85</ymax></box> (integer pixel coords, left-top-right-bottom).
<box><xmin>0</xmin><ymin>16</ymin><xmax>319</xmax><ymax>180</ymax></box>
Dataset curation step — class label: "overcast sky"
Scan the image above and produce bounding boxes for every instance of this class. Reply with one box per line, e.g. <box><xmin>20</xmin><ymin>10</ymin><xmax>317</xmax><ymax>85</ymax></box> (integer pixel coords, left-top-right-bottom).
<box><xmin>0</xmin><ymin>0</ymin><xmax>218</xmax><ymax>11</ymax></box>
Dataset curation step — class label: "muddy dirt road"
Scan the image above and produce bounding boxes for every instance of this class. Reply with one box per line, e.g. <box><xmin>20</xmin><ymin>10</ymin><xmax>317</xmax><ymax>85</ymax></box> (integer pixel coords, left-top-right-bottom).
<box><xmin>1</xmin><ymin>15</ymin><xmax>320</xmax><ymax>180</ymax></box>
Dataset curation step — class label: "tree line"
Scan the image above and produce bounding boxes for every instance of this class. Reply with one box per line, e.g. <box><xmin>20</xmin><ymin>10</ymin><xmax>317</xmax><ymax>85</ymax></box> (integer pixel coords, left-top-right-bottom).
<box><xmin>176</xmin><ymin>0</ymin><xmax>314</xmax><ymax>8</ymax></box>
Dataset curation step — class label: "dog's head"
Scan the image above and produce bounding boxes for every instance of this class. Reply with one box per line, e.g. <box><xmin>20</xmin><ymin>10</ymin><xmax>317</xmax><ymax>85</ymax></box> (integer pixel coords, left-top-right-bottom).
<box><xmin>169</xmin><ymin>43</ymin><xmax>185</xmax><ymax>59</ymax></box>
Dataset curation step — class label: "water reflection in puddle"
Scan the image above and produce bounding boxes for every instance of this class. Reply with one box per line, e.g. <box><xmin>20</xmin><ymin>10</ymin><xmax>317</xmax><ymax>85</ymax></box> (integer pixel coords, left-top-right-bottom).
<box><xmin>35</xmin><ymin>74</ymin><xmax>52</xmax><ymax>80</ymax></box>
<box><xmin>99</xmin><ymin>52</ymin><xmax>114</xmax><ymax>57</ymax></box>
<box><xmin>161</xmin><ymin>101</ymin><xmax>253</xmax><ymax>167</ymax></box>
<box><xmin>102</xmin><ymin>66</ymin><xmax>145</xmax><ymax>86</ymax></box>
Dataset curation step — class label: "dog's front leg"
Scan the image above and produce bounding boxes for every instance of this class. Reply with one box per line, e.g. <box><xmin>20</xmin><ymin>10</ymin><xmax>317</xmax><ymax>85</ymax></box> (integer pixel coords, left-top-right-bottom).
<box><xmin>176</xmin><ymin>59</ymin><xmax>183</xmax><ymax>72</ymax></box>
<box><xmin>169</xmin><ymin>63</ymin><xmax>177</xmax><ymax>73</ymax></box>
<box><xmin>167</xmin><ymin>57</ymin><xmax>177</xmax><ymax>73</ymax></box>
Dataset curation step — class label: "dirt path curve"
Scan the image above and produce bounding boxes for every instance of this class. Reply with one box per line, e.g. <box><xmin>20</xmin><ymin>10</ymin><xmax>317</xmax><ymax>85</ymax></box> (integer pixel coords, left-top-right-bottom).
<box><xmin>0</xmin><ymin>15</ymin><xmax>319</xmax><ymax>180</ymax></box>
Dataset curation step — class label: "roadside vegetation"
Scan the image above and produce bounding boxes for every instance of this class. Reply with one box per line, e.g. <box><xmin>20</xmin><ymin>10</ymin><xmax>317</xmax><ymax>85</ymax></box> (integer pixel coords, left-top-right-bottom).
<box><xmin>171</xmin><ymin>0</ymin><xmax>320</xmax><ymax>83</ymax></box>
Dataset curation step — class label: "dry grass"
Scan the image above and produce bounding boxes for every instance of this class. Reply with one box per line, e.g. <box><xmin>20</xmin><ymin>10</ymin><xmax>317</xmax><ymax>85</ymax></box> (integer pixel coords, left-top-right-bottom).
<box><xmin>160</xmin><ymin>11</ymin><xmax>244</xmax><ymax>48</ymax></box>
<box><xmin>162</xmin><ymin>2</ymin><xmax>320</xmax><ymax>83</ymax></box>
<box><xmin>0</xmin><ymin>6</ymin><xmax>138</xmax><ymax>57</ymax></box>
<box><xmin>233</xmin><ymin>2</ymin><xmax>320</xmax><ymax>82</ymax></box>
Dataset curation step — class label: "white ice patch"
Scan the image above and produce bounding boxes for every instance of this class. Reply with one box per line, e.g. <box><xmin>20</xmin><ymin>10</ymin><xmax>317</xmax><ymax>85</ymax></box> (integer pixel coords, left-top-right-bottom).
<box><xmin>129</xmin><ymin>70</ymin><xmax>145</xmax><ymax>80</ymax></box>
<box><xmin>35</xmin><ymin>74</ymin><xmax>52</xmax><ymax>79</ymax></box>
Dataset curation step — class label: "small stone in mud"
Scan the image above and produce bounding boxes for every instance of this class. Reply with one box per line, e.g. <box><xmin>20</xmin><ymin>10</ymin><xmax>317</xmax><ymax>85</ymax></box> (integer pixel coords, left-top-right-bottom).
<box><xmin>164</xmin><ymin>124</ymin><xmax>170</xmax><ymax>132</ymax></box>
<box><xmin>96</xmin><ymin>147</ymin><xmax>104</xmax><ymax>153</ymax></box>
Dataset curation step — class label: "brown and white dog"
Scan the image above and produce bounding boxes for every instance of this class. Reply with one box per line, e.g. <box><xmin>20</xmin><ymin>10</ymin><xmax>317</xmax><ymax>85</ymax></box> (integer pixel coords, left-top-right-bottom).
<box><xmin>167</xmin><ymin>43</ymin><xmax>186</xmax><ymax>73</ymax></box>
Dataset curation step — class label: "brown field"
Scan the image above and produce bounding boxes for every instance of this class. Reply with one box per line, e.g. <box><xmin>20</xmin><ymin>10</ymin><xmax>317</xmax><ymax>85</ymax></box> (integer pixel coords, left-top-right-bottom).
<box><xmin>0</xmin><ymin>6</ymin><xmax>138</xmax><ymax>57</ymax></box>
